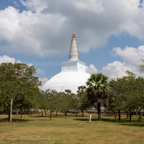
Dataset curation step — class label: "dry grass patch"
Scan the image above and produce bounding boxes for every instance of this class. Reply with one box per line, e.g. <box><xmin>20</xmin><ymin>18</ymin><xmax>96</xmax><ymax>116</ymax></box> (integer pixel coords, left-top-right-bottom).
<box><xmin>0</xmin><ymin>112</ymin><xmax>144</xmax><ymax>144</ymax></box>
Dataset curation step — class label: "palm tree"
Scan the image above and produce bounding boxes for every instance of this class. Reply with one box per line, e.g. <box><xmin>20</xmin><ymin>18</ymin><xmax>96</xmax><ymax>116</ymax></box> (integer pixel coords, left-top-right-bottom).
<box><xmin>77</xmin><ymin>86</ymin><xmax>86</xmax><ymax>95</ymax></box>
<box><xmin>86</xmin><ymin>73</ymin><xmax>111</xmax><ymax>121</ymax></box>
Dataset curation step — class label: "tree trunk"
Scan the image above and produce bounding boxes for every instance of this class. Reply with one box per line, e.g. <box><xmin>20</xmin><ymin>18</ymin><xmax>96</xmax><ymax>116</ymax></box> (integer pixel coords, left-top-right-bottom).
<box><xmin>139</xmin><ymin>112</ymin><xmax>141</xmax><ymax>121</ymax></box>
<box><xmin>118</xmin><ymin>110</ymin><xmax>121</xmax><ymax>120</ymax></box>
<box><xmin>98</xmin><ymin>103</ymin><xmax>101</xmax><ymax>121</ymax></box>
<box><xmin>10</xmin><ymin>98</ymin><xmax>13</xmax><ymax>123</ymax></box>
<box><xmin>17</xmin><ymin>110</ymin><xmax>18</xmax><ymax>115</ymax></box>
<box><xmin>129</xmin><ymin>113</ymin><xmax>132</xmax><ymax>122</ymax></box>
<box><xmin>136</xmin><ymin>112</ymin><xmax>137</xmax><ymax>117</ymax></box>
<box><xmin>50</xmin><ymin>112</ymin><xmax>52</xmax><ymax>120</ymax></box>
<box><xmin>82</xmin><ymin>110</ymin><xmax>84</xmax><ymax>116</ymax></box>
<box><xmin>65</xmin><ymin>111</ymin><xmax>67</xmax><ymax>116</ymax></box>
<box><xmin>126</xmin><ymin>111</ymin><xmax>128</xmax><ymax>118</ymax></box>
<box><xmin>76</xmin><ymin>111</ymin><xmax>77</xmax><ymax>116</ymax></box>
<box><xmin>44</xmin><ymin>108</ymin><xmax>46</xmax><ymax>116</ymax></box>
<box><xmin>56</xmin><ymin>111</ymin><xmax>58</xmax><ymax>116</ymax></box>
<box><xmin>114</xmin><ymin>111</ymin><xmax>117</xmax><ymax>119</ymax></box>
<box><xmin>20</xmin><ymin>110</ymin><xmax>23</xmax><ymax>118</ymax></box>
<box><xmin>41</xmin><ymin>110</ymin><xmax>43</xmax><ymax>117</ymax></box>
<box><xmin>8</xmin><ymin>113</ymin><xmax>10</xmax><ymax>121</ymax></box>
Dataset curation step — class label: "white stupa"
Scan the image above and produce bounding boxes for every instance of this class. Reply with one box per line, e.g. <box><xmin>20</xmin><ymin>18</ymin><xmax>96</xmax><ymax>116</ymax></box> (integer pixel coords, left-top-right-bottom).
<box><xmin>43</xmin><ymin>34</ymin><xmax>90</xmax><ymax>94</ymax></box>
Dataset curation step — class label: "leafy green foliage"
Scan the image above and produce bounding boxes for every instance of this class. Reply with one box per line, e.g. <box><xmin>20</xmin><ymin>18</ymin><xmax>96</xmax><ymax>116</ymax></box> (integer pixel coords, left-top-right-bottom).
<box><xmin>0</xmin><ymin>63</ymin><xmax>41</xmax><ymax>118</ymax></box>
<box><xmin>59</xmin><ymin>90</ymin><xmax>74</xmax><ymax>116</ymax></box>
<box><xmin>77</xmin><ymin>86</ymin><xmax>90</xmax><ymax>116</ymax></box>
<box><xmin>86</xmin><ymin>73</ymin><xmax>111</xmax><ymax>107</ymax></box>
<box><xmin>86</xmin><ymin>73</ymin><xmax>111</xmax><ymax>121</ymax></box>
<box><xmin>109</xmin><ymin>70</ymin><xmax>144</xmax><ymax>121</ymax></box>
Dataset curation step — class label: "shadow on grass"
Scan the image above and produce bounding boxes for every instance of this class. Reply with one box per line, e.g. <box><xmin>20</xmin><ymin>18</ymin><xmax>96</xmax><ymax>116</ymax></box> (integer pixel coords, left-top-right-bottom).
<box><xmin>74</xmin><ymin>118</ymin><xmax>100</xmax><ymax>122</ymax></box>
<box><xmin>74</xmin><ymin>117</ymin><xmax>144</xmax><ymax>127</ymax></box>
<box><xmin>0</xmin><ymin>118</ymin><xmax>30</xmax><ymax>123</ymax></box>
<box><xmin>119</xmin><ymin>123</ymin><xmax>144</xmax><ymax>127</ymax></box>
<box><xmin>32</xmin><ymin>114</ymin><xmax>87</xmax><ymax>118</ymax></box>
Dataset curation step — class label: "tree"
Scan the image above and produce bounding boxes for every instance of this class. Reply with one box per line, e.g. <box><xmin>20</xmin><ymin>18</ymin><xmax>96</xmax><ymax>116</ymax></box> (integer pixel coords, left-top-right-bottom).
<box><xmin>123</xmin><ymin>72</ymin><xmax>144</xmax><ymax>121</ymax></box>
<box><xmin>71</xmin><ymin>93</ymin><xmax>80</xmax><ymax>116</ymax></box>
<box><xmin>135</xmin><ymin>77</ymin><xmax>144</xmax><ymax>120</ymax></box>
<box><xmin>86</xmin><ymin>73</ymin><xmax>111</xmax><ymax>121</ymax></box>
<box><xmin>46</xmin><ymin>90</ymin><xmax>59</xmax><ymax>120</ymax></box>
<box><xmin>38</xmin><ymin>89</ymin><xmax>63</xmax><ymax>120</ymax></box>
<box><xmin>77</xmin><ymin>86</ymin><xmax>90</xmax><ymax>116</ymax></box>
<box><xmin>37</xmin><ymin>90</ymin><xmax>46</xmax><ymax>117</ymax></box>
<box><xmin>0</xmin><ymin>62</ymin><xmax>41</xmax><ymax>121</ymax></box>
<box><xmin>109</xmin><ymin>71</ymin><xmax>144</xmax><ymax>122</ymax></box>
<box><xmin>109</xmin><ymin>78</ymin><xmax>128</xmax><ymax>120</ymax></box>
<box><xmin>59</xmin><ymin>90</ymin><xmax>73</xmax><ymax>116</ymax></box>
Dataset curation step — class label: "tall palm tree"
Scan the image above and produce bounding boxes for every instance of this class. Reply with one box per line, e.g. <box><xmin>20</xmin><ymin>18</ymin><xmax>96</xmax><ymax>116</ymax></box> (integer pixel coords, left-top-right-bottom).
<box><xmin>86</xmin><ymin>73</ymin><xmax>111</xmax><ymax>121</ymax></box>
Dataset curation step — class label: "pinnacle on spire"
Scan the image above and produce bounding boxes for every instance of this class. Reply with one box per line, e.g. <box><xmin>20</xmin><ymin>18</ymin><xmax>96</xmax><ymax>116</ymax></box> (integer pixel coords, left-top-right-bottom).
<box><xmin>69</xmin><ymin>34</ymin><xmax>79</xmax><ymax>61</ymax></box>
<box><xmin>72</xmin><ymin>34</ymin><xmax>76</xmax><ymax>38</ymax></box>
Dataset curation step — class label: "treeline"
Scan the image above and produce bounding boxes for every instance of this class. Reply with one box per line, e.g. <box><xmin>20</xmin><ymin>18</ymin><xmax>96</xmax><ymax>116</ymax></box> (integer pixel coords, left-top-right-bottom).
<box><xmin>109</xmin><ymin>71</ymin><xmax>144</xmax><ymax>121</ymax></box>
<box><xmin>0</xmin><ymin>62</ymin><xmax>144</xmax><ymax>122</ymax></box>
<box><xmin>37</xmin><ymin>88</ymin><xmax>90</xmax><ymax>120</ymax></box>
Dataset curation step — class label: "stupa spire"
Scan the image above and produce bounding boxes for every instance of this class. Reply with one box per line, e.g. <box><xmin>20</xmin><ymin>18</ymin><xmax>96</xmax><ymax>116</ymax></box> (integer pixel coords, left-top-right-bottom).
<box><xmin>69</xmin><ymin>34</ymin><xmax>79</xmax><ymax>61</ymax></box>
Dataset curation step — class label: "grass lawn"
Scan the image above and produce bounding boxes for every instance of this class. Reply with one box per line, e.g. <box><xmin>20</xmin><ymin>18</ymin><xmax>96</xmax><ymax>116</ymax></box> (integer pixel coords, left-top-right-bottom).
<box><xmin>0</xmin><ymin>112</ymin><xmax>144</xmax><ymax>144</ymax></box>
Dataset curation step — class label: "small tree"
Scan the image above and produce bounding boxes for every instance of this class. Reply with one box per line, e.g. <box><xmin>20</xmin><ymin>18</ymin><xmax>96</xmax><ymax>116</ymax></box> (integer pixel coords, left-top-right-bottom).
<box><xmin>71</xmin><ymin>94</ymin><xmax>79</xmax><ymax>116</ymax></box>
<box><xmin>38</xmin><ymin>89</ymin><xmax>59</xmax><ymax>120</ymax></box>
<box><xmin>77</xmin><ymin>86</ymin><xmax>90</xmax><ymax>116</ymax></box>
<box><xmin>109</xmin><ymin>78</ymin><xmax>127</xmax><ymax>120</ymax></box>
<box><xmin>47</xmin><ymin>90</ymin><xmax>59</xmax><ymax>120</ymax></box>
<box><xmin>37</xmin><ymin>90</ymin><xmax>46</xmax><ymax>117</ymax></box>
<box><xmin>59</xmin><ymin>90</ymin><xmax>73</xmax><ymax>116</ymax></box>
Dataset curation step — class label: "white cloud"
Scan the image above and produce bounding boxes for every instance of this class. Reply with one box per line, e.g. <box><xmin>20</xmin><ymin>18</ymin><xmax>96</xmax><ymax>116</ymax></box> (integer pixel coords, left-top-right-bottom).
<box><xmin>101</xmin><ymin>61</ymin><xmax>137</xmax><ymax>79</ymax></box>
<box><xmin>37</xmin><ymin>69</ymin><xmax>45</xmax><ymax>75</ymax></box>
<box><xmin>13</xmin><ymin>1</ymin><xmax>20</xmax><ymax>7</ymax></box>
<box><xmin>0</xmin><ymin>55</ymin><xmax>33</xmax><ymax>67</ymax></box>
<box><xmin>86</xmin><ymin>64</ymin><xmax>98</xmax><ymax>74</ymax></box>
<box><xmin>85</xmin><ymin>61</ymin><xmax>136</xmax><ymax>79</ymax></box>
<box><xmin>112</xmin><ymin>45</ymin><xmax>144</xmax><ymax>65</ymax></box>
<box><xmin>16</xmin><ymin>60</ymin><xmax>22</xmax><ymax>63</ymax></box>
<box><xmin>0</xmin><ymin>6</ymin><xmax>66</xmax><ymax>57</ymax></box>
<box><xmin>86</xmin><ymin>45</ymin><xmax>144</xmax><ymax>79</ymax></box>
<box><xmin>87</xmin><ymin>61</ymin><xmax>144</xmax><ymax>80</ymax></box>
<box><xmin>74</xmin><ymin>0</ymin><xmax>104</xmax><ymax>13</ymax></box>
<box><xmin>20</xmin><ymin>0</ymin><xmax>48</xmax><ymax>12</ymax></box>
<box><xmin>28</xmin><ymin>63</ymin><xmax>33</xmax><ymax>67</ymax></box>
<box><xmin>0</xmin><ymin>0</ymin><xmax>144</xmax><ymax>57</ymax></box>
<box><xmin>0</xmin><ymin>55</ymin><xmax>15</xmax><ymax>64</ymax></box>
<box><xmin>106</xmin><ymin>45</ymin><xmax>144</xmax><ymax>79</ymax></box>
<box><xmin>38</xmin><ymin>77</ymin><xmax>48</xmax><ymax>89</ymax></box>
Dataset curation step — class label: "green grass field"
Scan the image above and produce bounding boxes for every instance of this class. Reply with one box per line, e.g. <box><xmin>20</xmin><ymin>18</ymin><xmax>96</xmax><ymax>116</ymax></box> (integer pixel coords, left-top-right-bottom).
<box><xmin>0</xmin><ymin>112</ymin><xmax>144</xmax><ymax>144</ymax></box>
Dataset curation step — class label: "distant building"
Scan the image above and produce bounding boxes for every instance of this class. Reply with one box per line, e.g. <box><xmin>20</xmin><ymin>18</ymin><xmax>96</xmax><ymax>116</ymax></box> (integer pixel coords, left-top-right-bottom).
<box><xmin>43</xmin><ymin>34</ymin><xmax>90</xmax><ymax>93</ymax></box>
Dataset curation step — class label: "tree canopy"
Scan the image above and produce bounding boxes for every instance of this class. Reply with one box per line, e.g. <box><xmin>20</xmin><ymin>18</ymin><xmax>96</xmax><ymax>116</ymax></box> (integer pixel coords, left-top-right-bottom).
<box><xmin>86</xmin><ymin>73</ymin><xmax>111</xmax><ymax>121</ymax></box>
<box><xmin>109</xmin><ymin>70</ymin><xmax>144</xmax><ymax>121</ymax></box>
<box><xmin>0</xmin><ymin>62</ymin><xmax>41</xmax><ymax>120</ymax></box>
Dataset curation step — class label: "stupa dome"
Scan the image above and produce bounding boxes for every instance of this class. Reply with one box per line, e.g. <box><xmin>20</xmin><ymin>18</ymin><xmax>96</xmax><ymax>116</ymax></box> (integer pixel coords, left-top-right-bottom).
<box><xmin>43</xmin><ymin>71</ymin><xmax>90</xmax><ymax>93</ymax></box>
<box><xmin>42</xmin><ymin>34</ymin><xmax>91</xmax><ymax>94</ymax></box>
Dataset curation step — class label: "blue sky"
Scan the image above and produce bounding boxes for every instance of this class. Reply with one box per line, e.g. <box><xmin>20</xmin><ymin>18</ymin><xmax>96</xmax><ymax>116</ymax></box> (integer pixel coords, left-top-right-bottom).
<box><xmin>0</xmin><ymin>0</ymin><xmax>144</xmax><ymax>87</ymax></box>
